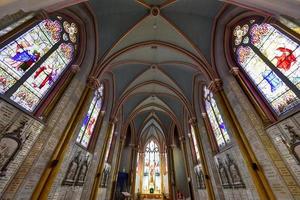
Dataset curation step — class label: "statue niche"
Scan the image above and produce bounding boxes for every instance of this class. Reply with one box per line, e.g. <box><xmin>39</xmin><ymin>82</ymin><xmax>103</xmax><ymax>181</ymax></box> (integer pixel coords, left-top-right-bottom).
<box><xmin>216</xmin><ymin>158</ymin><xmax>231</xmax><ymax>189</ymax></box>
<box><xmin>0</xmin><ymin>121</ymin><xmax>29</xmax><ymax>177</ymax></box>
<box><xmin>100</xmin><ymin>163</ymin><xmax>111</xmax><ymax>188</ymax></box>
<box><xmin>62</xmin><ymin>151</ymin><xmax>81</xmax><ymax>186</ymax></box>
<box><xmin>75</xmin><ymin>155</ymin><xmax>90</xmax><ymax>186</ymax></box>
<box><xmin>225</xmin><ymin>154</ymin><xmax>245</xmax><ymax>188</ymax></box>
<box><xmin>194</xmin><ymin>165</ymin><xmax>205</xmax><ymax>189</ymax></box>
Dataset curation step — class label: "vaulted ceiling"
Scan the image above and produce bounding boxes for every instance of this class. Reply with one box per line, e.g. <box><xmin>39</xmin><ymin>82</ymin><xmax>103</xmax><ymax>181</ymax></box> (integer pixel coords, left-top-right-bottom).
<box><xmin>89</xmin><ymin>0</ymin><xmax>223</xmax><ymax>145</ymax></box>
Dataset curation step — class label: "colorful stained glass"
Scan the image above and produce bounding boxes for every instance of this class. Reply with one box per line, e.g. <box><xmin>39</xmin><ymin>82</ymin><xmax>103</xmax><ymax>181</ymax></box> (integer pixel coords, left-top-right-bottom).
<box><xmin>143</xmin><ymin>140</ymin><xmax>161</xmax><ymax>194</ymax></box>
<box><xmin>0</xmin><ymin>19</ymin><xmax>62</xmax><ymax>95</ymax></box>
<box><xmin>0</xmin><ymin>16</ymin><xmax>78</xmax><ymax>113</ymax></box>
<box><xmin>190</xmin><ymin>125</ymin><xmax>200</xmax><ymax>162</ymax></box>
<box><xmin>252</xmin><ymin>24</ymin><xmax>300</xmax><ymax>89</ymax></box>
<box><xmin>76</xmin><ymin>85</ymin><xmax>104</xmax><ymax>148</ymax></box>
<box><xmin>9</xmin><ymin>85</ymin><xmax>40</xmax><ymax>111</ymax></box>
<box><xmin>204</xmin><ymin>87</ymin><xmax>230</xmax><ymax>148</ymax></box>
<box><xmin>233</xmin><ymin>24</ymin><xmax>249</xmax><ymax>45</ymax></box>
<box><xmin>0</xmin><ymin>68</ymin><xmax>16</xmax><ymax>93</ymax></box>
<box><xmin>63</xmin><ymin>21</ymin><xmax>78</xmax><ymax>43</ymax></box>
<box><xmin>10</xmin><ymin>43</ymin><xmax>74</xmax><ymax>111</ymax></box>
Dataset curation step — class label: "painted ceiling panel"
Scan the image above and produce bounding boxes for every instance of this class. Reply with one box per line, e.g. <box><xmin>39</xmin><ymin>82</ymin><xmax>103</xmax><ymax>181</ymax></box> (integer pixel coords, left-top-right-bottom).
<box><xmin>156</xmin><ymin>111</ymin><xmax>172</xmax><ymax>132</ymax></box>
<box><xmin>143</xmin><ymin>0</ymin><xmax>166</xmax><ymax>6</ymax></box>
<box><xmin>157</xmin><ymin>95</ymin><xmax>183</xmax><ymax>118</ymax></box>
<box><xmin>105</xmin><ymin>15</ymin><xmax>200</xmax><ymax>59</ymax></box>
<box><xmin>162</xmin><ymin>13</ymin><xmax>213</xmax><ymax>61</ymax></box>
<box><xmin>163</xmin><ymin>0</ymin><xmax>222</xmax><ymax>17</ymax></box>
<box><xmin>130</xmin><ymin>83</ymin><xmax>177</xmax><ymax>97</ymax></box>
<box><xmin>159</xmin><ymin>64</ymin><xmax>196</xmax><ymax>101</ymax></box>
<box><xmin>124</xmin><ymin>68</ymin><xmax>182</xmax><ymax>94</ymax></box>
<box><xmin>112</xmin><ymin>64</ymin><xmax>149</xmax><ymax>97</ymax></box>
<box><xmin>90</xmin><ymin>0</ymin><xmax>147</xmax><ymax>57</ymax></box>
<box><xmin>132</xmin><ymin>96</ymin><xmax>173</xmax><ymax>114</ymax></box>
<box><xmin>138</xmin><ymin>106</ymin><xmax>166</xmax><ymax>115</ymax></box>
<box><xmin>112</xmin><ymin>45</ymin><xmax>198</xmax><ymax>65</ymax></box>
<box><xmin>134</xmin><ymin>111</ymin><xmax>150</xmax><ymax>132</ymax></box>
<box><xmin>123</xmin><ymin>93</ymin><xmax>150</xmax><ymax>119</ymax></box>
<box><xmin>141</xmin><ymin>118</ymin><xmax>164</xmax><ymax>134</ymax></box>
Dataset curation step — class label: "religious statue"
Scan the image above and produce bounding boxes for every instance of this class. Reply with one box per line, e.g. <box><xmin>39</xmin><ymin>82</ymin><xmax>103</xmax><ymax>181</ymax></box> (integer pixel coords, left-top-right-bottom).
<box><xmin>62</xmin><ymin>151</ymin><xmax>81</xmax><ymax>185</ymax></box>
<box><xmin>100</xmin><ymin>163</ymin><xmax>111</xmax><ymax>188</ymax></box>
<box><xmin>75</xmin><ymin>154</ymin><xmax>89</xmax><ymax>186</ymax></box>
<box><xmin>217</xmin><ymin>158</ymin><xmax>231</xmax><ymax>188</ymax></box>
<box><xmin>225</xmin><ymin>154</ymin><xmax>245</xmax><ymax>188</ymax></box>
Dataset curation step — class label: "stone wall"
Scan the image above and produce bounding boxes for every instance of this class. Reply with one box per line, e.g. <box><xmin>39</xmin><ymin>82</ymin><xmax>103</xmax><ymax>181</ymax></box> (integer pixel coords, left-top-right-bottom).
<box><xmin>0</xmin><ymin>100</ymin><xmax>44</xmax><ymax>197</ymax></box>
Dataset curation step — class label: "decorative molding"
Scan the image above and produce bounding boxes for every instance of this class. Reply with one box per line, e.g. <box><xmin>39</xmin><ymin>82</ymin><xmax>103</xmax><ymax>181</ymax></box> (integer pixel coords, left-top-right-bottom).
<box><xmin>208</xmin><ymin>79</ymin><xmax>223</xmax><ymax>93</ymax></box>
<box><xmin>87</xmin><ymin>76</ymin><xmax>100</xmax><ymax>89</ymax></box>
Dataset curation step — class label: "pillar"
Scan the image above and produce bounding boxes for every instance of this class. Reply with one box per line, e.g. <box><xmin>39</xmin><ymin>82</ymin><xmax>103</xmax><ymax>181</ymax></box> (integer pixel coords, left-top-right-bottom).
<box><xmin>208</xmin><ymin>79</ymin><xmax>275</xmax><ymax>200</ymax></box>
<box><xmin>32</xmin><ymin>76</ymin><xmax>100</xmax><ymax>199</ymax></box>
<box><xmin>189</xmin><ymin>119</ymin><xmax>216</xmax><ymax>200</ymax></box>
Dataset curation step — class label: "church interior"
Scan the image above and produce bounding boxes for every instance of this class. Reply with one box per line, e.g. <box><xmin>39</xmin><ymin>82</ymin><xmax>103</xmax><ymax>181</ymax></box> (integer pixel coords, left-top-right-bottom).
<box><xmin>0</xmin><ymin>0</ymin><xmax>299</xmax><ymax>199</ymax></box>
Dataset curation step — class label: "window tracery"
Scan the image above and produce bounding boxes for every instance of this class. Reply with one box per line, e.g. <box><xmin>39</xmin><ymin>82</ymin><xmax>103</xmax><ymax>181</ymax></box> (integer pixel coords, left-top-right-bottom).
<box><xmin>204</xmin><ymin>86</ymin><xmax>230</xmax><ymax>149</ymax></box>
<box><xmin>232</xmin><ymin>18</ymin><xmax>300</xmax><ymax>116</ymax></box>
<box><xmin>76</xmin><ymin>84</ymin><xmax>104</xmax><ymax>148</ymax></box>
<box><xmin>0</xmin><ymin>15</ymin><xmax>78</xmax><ymax>112</ymax></box>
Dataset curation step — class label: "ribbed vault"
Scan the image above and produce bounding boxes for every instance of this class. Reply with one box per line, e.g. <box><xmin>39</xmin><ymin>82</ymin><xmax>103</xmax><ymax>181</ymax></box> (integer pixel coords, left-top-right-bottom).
<box><xmin>88</xmin><ymin>0</ymin><xmax>223</xmax><ymax>146</ymax></box>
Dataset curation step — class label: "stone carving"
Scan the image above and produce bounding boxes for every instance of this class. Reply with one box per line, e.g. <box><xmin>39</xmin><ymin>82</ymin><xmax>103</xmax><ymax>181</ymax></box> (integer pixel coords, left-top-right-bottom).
<box><xmin>100</xmin><ymin>163</ymin><xmax>111</xmax><ymax>188</ymax></box>
<box><xmin>225</xmin><ymin>154</ymin><xmax>245</xmax><ymax>188</ymax></box>
<box><xmin>281</xmin><ymin>125</ymin><xmax>300</xmax><ymax>164</ymax></box>
<box><xmin>62</xmin><ymin>151</ymin><xmax>81</xmax><ymax>186</ymax></box>
<box><xmin>75</xmin><ymin>154</ymin><xmax>90</xmax><ymax>186</ymax></box>
<box><xmin>0</xmin><ymin>120</ymin><xmax>29</xmax><ymax>177</ymax></box>
<box><xmin>217</xmin><ymin>158</ymin><xmax>232</xmax><ymax>189</ymax></box>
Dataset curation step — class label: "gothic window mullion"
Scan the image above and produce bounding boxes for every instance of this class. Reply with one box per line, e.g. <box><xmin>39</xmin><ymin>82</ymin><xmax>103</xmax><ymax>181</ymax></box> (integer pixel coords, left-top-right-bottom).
<box><xmin>4</xmin><ymin>41</ymin><xmax>61</xmax><ymax>97</ymax></box>
<box><xmin>250</xmin><ymin>44</ymin><xmax>300</xmax><ymax>99</ymax></box>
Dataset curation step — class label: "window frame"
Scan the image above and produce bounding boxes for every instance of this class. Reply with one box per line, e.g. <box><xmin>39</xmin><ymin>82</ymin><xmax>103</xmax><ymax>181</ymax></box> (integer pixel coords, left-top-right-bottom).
<box><xmin>227</xmin><ymin>15</ymin><xmax>300</xmax><ymax>123</ymax></box>
<box><xmin>0</xmin><ymin>13</ymin><xmax>80</xmax><ymax>117</ymax></box>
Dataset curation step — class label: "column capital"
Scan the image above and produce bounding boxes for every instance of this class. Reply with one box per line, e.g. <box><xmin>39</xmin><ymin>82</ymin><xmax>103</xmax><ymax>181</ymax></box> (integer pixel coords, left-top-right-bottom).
<box><xmin>208</xmin><ymin>79</ymin><xmax>223</xmax><ymax>93</ymax></box>
<box><xmin>188</xmin><ymin>117</ymin><xmax>197</xmax><ymax>125</ymax></box>
<box><xmin>229</xmin><ymin>67</ymin><xmax>239</xmax><ymax>76</ymax></box>
<box><xmin>71</xmin><ymin>64</ymin><xmax>80</xmax><ymax>73</ymax></box>
<box><xmin>87</xmin><ymin>76</ymin><xmax>100</xmax><ymax>89</ymax></box>
<box><xmin>109</xmin><ymin>117</ymin><xmax>118</xmax><ymax>124</ymax></box>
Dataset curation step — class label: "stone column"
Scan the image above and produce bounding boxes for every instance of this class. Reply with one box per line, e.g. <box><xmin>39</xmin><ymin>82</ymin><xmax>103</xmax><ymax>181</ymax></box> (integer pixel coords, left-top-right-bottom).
<box><xmin>208</xmin><ymin>79</ymin><xmax>275</xmax><ymax>199</ymax></box>
<box><xmin>90</xmin><ymin>120</ymin><xmax>115</xmax><ymax>200</ymax></box>
<box><xmin>179</xmin><ymin>136</ymin><xmax>195</xmax><ymax>200</ymax></box>
<box><xmin>167</xmin><ymin>145</ymin><xmax>176</xmax><ymax>199</ymax></box>
<box><xmin>109</xmin><ymin>135</ymin><xmax>126</xmax><ymax>200</ymax></box>
<box><xmin>32</xmin><ymin>78</ymin><xmax>97</xmax><ymax>199</ymax></box>
<box><xmin>130</xmin><ymin>145</ymin><xmax>138</xmax><ymax>195</ymax></box>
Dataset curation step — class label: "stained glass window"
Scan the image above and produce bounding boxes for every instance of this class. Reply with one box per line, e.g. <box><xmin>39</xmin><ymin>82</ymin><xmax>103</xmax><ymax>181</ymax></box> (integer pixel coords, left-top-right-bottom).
<box><xmin>76</xmin><ymin>84</ymin><xmax>104</xmax><ymax>148</ymax></box>
<box><xmin>204</xmin><ymin>86</ymin><xmax>230</xmax><ymax>149</ymax></box>
<box><xmin>143</xmin><ymin>140</ymin><xmax>161</xmax><ymax>194</ymax></box>
<box><xmin>190</xmin><ymin>125</ymin><xmax>200</xmax><ymax>162</ymax></box>
<box><xmin>0</xmin><ymin>15</ymin><xmax>78</xmax><ymax>112</ymax></box>
<box><xmin>233</xmin><ymin>18</ymin><xmax>300</xmax><ymax>115</ymax></box>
